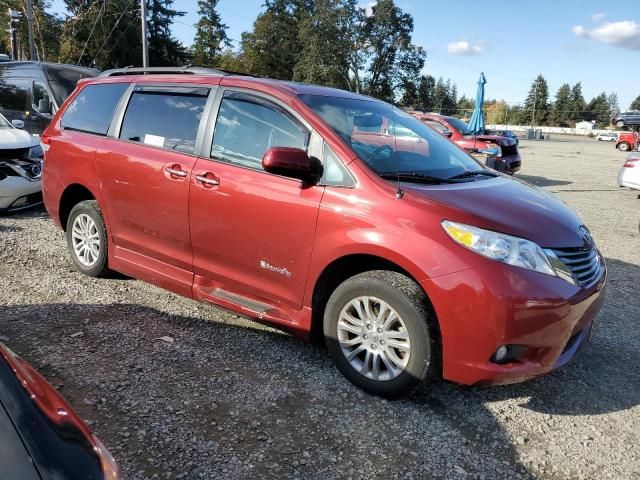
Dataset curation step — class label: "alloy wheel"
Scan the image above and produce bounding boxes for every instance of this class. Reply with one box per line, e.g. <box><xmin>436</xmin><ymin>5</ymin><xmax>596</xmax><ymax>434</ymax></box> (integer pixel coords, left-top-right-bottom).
<box><xmin>336</xmin><ymin>296</ymin><xmax>411</xmax><ymax>381</ymax></box>
<box><xmin>71</xmin><ymin>214</ymin><xmax>101</xmax><ymax>267</ymax></box>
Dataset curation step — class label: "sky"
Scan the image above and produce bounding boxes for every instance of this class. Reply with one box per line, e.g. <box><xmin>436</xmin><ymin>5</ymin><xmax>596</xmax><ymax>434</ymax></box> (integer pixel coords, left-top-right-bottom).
<box><xmin>49</xmin><ymin>0</ymin><xmax>640</xmax><ymax>110</ymax></box>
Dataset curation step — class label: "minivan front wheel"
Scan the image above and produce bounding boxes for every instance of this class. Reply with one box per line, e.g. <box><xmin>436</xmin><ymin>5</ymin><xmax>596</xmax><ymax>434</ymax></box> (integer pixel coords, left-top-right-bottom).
<box><xmin>66</xmin><ymin>200</ymin><xmax>109</xmax><ymax>277</ymax></box>
<box><xmin>324</xmin><ymin>271</ymin><xmax>437</xmax><ymax>398</ymax></box>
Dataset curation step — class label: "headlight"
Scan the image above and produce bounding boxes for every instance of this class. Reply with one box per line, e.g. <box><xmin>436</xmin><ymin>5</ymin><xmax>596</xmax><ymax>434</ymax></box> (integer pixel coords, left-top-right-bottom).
<box><xmin>26</xmin><ymin>145</ymin><xmax>44</xmax><ymax>158</ymax></box>
<box><xmin>441</xmin><ymin>220</ymin><xmax>556</xmax><ymax>276</ymax></box>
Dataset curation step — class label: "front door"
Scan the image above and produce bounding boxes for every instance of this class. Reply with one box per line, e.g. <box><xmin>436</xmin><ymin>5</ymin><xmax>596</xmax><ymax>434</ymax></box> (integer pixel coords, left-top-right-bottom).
<box><xmin>190</xmin><ymin>90</ymin><xmax>324</xmax><ymax>310</ymax></box>
<box><xmin>96</xmin><ymin>85</ymin><xmax>211</xmax><ymax>291</ymax></box>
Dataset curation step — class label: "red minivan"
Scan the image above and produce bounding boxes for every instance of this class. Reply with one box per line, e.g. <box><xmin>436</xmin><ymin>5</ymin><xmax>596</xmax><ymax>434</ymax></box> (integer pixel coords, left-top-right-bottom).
<box><xmin>42</xmin><ymin>67</ymin><xmax>606</xmax><ymax>398</ymax></box>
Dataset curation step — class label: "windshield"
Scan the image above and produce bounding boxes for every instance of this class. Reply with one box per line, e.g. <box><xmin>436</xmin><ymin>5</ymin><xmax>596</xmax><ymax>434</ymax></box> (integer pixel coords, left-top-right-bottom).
<box><xmin>446</xmin><ymin>116</ymin><xmax>472</xmax><ymax>135</ymax></box>
<box><xmin>44</xmin><ymin>65</ymin><xmax>97</xmax><ymax>106</ymax></box>
<box><xmin>0</xmin><ymin>115</ymin><xmax>9</xmax><ymax>128</ymax></box>
<box><xmin>299</xmin><ymin>95</ymin><xmax>485</xmax><ymax>181</ymax></box>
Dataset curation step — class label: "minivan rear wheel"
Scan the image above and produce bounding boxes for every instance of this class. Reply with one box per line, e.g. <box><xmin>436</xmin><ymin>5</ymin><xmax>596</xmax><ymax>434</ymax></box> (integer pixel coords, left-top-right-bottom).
<box><xmin>66</xmin><ymin>200</ymin><xmax>109</xmax><ymax>277</ymax></box>
<box><xmin>324</xmin><ymin>270</ymin><xmax>437</xmax><ymax>398</ymax></box>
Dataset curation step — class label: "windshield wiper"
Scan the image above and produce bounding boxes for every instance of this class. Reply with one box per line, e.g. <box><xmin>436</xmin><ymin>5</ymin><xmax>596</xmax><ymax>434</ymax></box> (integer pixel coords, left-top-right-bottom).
<box><xmin>380</xmin><ymin>172</ymin><xmax>458</xmax><ymax>184</ymax></box>
<box><xmin>447</xmin><ymin>170</ymin><xmax>498</xmax><ymax>180</ymax></box>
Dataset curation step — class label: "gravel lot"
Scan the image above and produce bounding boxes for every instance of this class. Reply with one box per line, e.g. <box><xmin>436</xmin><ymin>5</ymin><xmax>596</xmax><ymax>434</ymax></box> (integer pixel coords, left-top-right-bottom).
<box><xmin>1</xmin><ymin>136</ymin><xmax>639</xmax><ymax>480</ymax></box>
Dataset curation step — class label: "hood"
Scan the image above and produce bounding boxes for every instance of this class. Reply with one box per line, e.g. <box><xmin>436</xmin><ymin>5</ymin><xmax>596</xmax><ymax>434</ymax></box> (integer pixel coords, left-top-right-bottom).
<box><xmin>405</xmin><ymin>176</ymin><xmax>586</xmax><ymax>248</ymax></box>
<box><xmin>0</xmin><ymin>128</ymin><xmax>39</xmax><ymax>149</ymax></box>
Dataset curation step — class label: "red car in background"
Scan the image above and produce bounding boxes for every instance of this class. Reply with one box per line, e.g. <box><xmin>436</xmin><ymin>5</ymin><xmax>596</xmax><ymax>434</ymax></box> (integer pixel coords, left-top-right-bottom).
<box><xmin>413</xmin><ymin>113</ymin><xmax>521</xmax><ymax>174</ymax></box>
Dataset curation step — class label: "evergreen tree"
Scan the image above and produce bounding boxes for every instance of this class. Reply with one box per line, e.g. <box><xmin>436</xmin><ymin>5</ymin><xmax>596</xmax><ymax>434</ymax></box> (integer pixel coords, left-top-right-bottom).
<box><xmin>416</xmin><ymin>75</ymin><xmax>435</xmax><ymax>112</ymax></box>
<box><xmin>520</xmin><ymin>75</ymin><xmax>550</xmax><ymax>126</ymax></box>
<box><xmin>400</xmin><ymin>79</ymin><xmax>418</xmax><ymax>108</ymax></box>
<box><xmin>147</xmin><ymin>0</ymin><xmax>188</xmax><ymax>66</ymax></box>
<box><xmin>433</xmin><ymin>77</ymin><xmax>448</xmax><ymax>114</ymax></box>
<box><xmin>192</xmin><ymin>0</ymin><xmax>230</xmax><ymax>67</ymax></box>
<box><xmin>570</xmin><ymin>82</ymin><xmax>586</xmax><ymax>123</ymax></box>
<box><xmin>584</xmin><ymin>93</ymin><xmax>611</xmax><ymax>128</ymax></box>
<box><xmin>457</xmin><ymin>95</ymin><xmax>474</xmax><ymax>117</ymax></box>
<box><xmin>552</xmin><ymin>83</ymin><xmax>572</xmax><ymax>127</ymax></box>
<box><xmin>630</xmin><ymin>95</ymin><xmax>640</xmax><ymax>111</ymax></box>
<box><xmin>59</xmin><ymin>0</ymin><xmax>141</xmax><ymax>68</ymax></box>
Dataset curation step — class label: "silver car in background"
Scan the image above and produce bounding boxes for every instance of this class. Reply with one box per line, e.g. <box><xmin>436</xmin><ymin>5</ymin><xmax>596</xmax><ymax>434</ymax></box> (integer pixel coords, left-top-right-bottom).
<box><xmin>0</xmin><ymin>114</ymin><xmax>43</xmax><ymax>213</ymax></box>
<box><xmin>617</xmin><ymin>153</ymin><xmax>640</xmax><ymax>192</ymax></box>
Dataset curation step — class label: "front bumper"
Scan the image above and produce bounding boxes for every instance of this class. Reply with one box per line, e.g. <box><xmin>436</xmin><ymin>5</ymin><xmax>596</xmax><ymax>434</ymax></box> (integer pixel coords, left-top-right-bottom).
<box><xmin>422</xmin><ymin>257</ymin><xmax>606</xmax><ymax>386</ymax></box>
<box><xmin>0</xmin><ymin>176</ymin><xmax>42</xmax><ymax>213</ymax></box>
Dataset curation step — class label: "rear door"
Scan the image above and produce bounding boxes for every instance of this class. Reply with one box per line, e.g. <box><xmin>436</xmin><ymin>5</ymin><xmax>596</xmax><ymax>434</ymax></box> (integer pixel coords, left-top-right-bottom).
<box><xmin>95</xmin><ymin>84</ymin><xmax>212</xmax><ymax>293</ymax></box>
<box><xmin>189</xmin><ymin>88</ymin><xmax>324</xmax><ymax>310</ymax></box>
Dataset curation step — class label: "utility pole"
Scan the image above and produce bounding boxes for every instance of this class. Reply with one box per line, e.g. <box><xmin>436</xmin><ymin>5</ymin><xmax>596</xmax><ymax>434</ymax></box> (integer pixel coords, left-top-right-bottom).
<box><xmin>7</xmin><ymin>8</ymin><xmax>21</xmax><ymax>60</ymax></box>
<box><xmin>25</xmin><ymin>0</ymin><xmax>36</xmax><ymax>60</ymax></box>
<box><xmin>140</xmin><ymin>0</ymin><xmax>149</xmax><ymax>67</ymax></box>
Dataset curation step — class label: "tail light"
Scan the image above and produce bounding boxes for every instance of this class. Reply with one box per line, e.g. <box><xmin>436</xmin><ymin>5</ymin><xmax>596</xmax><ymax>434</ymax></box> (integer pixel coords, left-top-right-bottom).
<box><xmin>623</xmin><ymin>159</ymin><xmax>639</xmax><ymax>168</ymax></box>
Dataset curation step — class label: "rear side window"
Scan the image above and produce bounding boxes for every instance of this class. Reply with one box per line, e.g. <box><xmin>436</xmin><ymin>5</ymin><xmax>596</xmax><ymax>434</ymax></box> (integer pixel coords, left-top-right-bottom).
<box><xmin>119</xmin><ymin>91</ymin><xmax>208</xmax><ymax>154</ymax></box>
<box><xmin>61</xmin><ymin>83</ymin><xmax>128</xmax><ymax>135</ymax></box>
<box><xmin>211</xmin><ymin>94</ymin><xmax>309</xmax><ymax>170</ymax></box>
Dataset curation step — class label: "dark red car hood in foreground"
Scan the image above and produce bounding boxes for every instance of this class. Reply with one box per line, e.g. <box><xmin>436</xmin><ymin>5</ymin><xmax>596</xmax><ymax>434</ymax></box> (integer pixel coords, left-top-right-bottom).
<box><xmin>406</xmin><ymin>176</ymin><xmax>586</xmax><ymax>248</ymax></box>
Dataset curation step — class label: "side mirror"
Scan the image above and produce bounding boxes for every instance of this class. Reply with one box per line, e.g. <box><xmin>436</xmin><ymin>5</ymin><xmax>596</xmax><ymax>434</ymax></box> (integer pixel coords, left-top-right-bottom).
<box><xmin>442</xmin><ymin>129</ymin><xmax>453</xmax><ymax>138</ymax></box>
<box><xmin>37</xmin><ymin>99</ymin><xmax>52</xmax><ymax>115</ymax></box>
<box><xmin>262</xmin><ymin>147</ymin><xmax>316</xmax><ymax>182</ymax></box>
<box><xmin>11</xmin><ymin>119</ymin><xmax>24</xmax><ymax>129</ymax></box>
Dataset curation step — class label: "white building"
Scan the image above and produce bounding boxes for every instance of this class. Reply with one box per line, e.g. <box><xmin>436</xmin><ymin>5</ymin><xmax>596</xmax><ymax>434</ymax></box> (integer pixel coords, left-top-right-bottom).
<box><xmin>575</xmin><ymin>121</ymin><xmax>595</xmax><ymax>135</ymax></box>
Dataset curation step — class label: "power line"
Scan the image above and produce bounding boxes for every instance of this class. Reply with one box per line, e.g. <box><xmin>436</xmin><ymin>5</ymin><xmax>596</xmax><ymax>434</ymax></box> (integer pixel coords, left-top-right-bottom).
<box><xmin>76</xmin><ymin>0</ymin><xmax>108</xmax><ymax>65</ymax></box>
<box><xmin>91</xmin><ymin>0</ymin><xmax>135</xmax><ymax>65</ymax></box>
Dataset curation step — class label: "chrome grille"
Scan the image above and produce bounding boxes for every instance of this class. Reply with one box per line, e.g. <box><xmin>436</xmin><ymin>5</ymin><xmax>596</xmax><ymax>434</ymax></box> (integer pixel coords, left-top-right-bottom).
<box><xmin>550</xmin><ymin>247</ymin><xmax>601</xmax><ymax>286</ymax></box>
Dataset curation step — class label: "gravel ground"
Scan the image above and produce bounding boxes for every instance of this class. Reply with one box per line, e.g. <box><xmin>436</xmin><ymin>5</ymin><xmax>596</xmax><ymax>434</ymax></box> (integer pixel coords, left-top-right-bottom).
<box><xmin>1</xmin><ymin>136</ymin><xmax>639</xmax><ymax>480</ymax></box>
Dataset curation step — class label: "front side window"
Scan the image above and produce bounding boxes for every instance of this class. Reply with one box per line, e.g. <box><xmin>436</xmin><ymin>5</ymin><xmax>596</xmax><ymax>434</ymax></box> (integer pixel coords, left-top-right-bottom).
<box><xmin>300</xmin><ymin>95</ymin><xmax>485</xmax><ymax>182</ymax></box>
<box><xmin>119</xmin><ymin>91</ymin><xmax>208</xmax><ymax>154</ymax></box>
<box><xmin>211</xmin><ymin>93</ymin><xmax>309</xmax><ymax>170</ymax></box>
<box><xmin>0</xmin><ymin>77</ymin><xmax>28</xmax><ymax>111</ymax></box>
<box><xmin>61</xmin><ymin>83</ymin><xmax>128</xmax><ymax>135</ymax></box>
<box><xmin>32</xmin><ymin>82</ymin><xmax>52</xmax><ymax>115</ymax></box>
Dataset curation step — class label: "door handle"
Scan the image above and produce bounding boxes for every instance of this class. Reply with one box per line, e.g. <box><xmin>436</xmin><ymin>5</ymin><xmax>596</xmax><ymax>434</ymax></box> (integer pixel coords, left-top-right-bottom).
<box><xmin>195</xmin><ymin>174</ymin><xmax>220</xmax><ymax>186</ymax></box>
<box><xmin>165</xmin><ymin>166</ymin><xmax>187</xmax><ymax>178</ymax></box>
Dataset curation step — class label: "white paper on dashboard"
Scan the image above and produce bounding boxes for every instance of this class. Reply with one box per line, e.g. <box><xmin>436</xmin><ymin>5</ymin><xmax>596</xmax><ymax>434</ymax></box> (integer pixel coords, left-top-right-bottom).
<box><xmin>144</xmin><ymin>134</ymin><xmax>165</xmax><ymax>147</ymax></box>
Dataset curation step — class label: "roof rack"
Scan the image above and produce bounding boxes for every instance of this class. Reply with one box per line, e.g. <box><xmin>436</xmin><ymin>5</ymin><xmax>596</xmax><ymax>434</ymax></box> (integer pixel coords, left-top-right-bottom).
<box><xmin>98</xmin><ymin>66</ymin><xmax>247</xmax><ymax>77</ymax></box>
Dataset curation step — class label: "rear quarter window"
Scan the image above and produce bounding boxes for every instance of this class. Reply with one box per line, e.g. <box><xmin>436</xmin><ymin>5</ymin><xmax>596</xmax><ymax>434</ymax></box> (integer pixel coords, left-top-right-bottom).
<box><xmin>61</xmin><ymin>83</ymin><xmax>128</xmax><ymax>135</ymax></box>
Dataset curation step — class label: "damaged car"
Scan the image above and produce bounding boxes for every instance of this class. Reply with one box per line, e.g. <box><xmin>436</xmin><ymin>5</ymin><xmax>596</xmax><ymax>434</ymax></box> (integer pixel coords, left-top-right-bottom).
<box><xmin>0</xmin><ymin>113</ymin><xmax>43</xmax><ymax>213</ymax></box>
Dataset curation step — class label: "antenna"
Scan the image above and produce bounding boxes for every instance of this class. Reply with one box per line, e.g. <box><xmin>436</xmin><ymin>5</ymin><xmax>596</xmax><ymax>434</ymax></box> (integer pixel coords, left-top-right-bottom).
<box><xmin>392</xmin><ymin>108</ymin><xmax>404</xmax><ymax>199</ymax></box>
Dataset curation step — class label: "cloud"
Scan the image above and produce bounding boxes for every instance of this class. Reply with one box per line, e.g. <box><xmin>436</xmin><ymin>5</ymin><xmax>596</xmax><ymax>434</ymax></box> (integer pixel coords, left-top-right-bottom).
<box><xmin>573</xmin><ymin>20</ymin><xmax>640</xmax><ymax>50</ymax></box>
<box><xmin>592</xmin><ymin>12</ymin><xmax>606</xmax><ymax>21</ymax></box>
<box><xmin>447</xmin><ymin>40</ymin><xmax>484</xmax><ymax>56</ymax></box>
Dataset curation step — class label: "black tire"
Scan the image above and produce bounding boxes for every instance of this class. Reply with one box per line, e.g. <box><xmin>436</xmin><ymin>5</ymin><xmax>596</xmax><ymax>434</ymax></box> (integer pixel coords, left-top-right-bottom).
<box><xmin>616</xmin><ymin>120</ymin><xmax>625</xmax><ymax>128</ymax></box>
<box><xmin>618</xmin><ymin>142</ymin><xmax>630</xmax><ymax>152</ymax></box>
<box><xmin>66</xmin><ymin>200</ymin><xmax>110</xmax><ymax>277</ymax></box>
<box><xmin>323</xmin><ymin>270</ymin><xmax>438</xmax><ymax>398</ymax></box>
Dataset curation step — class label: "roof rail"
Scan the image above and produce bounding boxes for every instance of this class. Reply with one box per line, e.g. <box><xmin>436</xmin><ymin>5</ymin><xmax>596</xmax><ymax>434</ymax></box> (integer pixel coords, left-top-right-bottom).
<box><xmin>98</xmin><ymin>66</ymin><xmax>237</xmax><ymax>77</ymax></box>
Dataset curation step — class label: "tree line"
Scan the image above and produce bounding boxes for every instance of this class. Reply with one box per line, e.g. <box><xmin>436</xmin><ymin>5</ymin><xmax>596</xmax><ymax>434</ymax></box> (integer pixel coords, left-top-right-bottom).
<box><xmin>1</xmin><ymin>0</ymin><xmax>638</xmax><ymax>127</ymax></box>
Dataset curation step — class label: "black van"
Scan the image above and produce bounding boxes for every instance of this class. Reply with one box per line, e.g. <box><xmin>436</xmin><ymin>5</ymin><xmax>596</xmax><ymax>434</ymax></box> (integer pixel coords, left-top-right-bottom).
<box><xmin>0</xmin><ymin>62</ymin><xmax>98</xmax><ymax>135</ymax></box>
